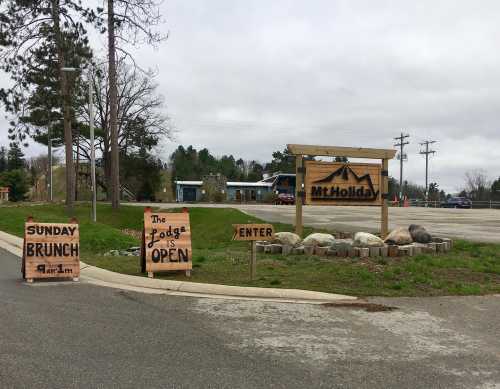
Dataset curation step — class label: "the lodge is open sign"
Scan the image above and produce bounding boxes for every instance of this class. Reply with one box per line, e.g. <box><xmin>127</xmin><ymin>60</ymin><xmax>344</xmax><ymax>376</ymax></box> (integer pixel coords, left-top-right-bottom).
<box><xmin>143</xmin><ymin>211</ymin><xmax>192</xmax><ymax>273</ymax></box>
<box><xmin>304</xmin><ymin>161</ymin><xmax>382</xmax><ymax>206</ymax></box>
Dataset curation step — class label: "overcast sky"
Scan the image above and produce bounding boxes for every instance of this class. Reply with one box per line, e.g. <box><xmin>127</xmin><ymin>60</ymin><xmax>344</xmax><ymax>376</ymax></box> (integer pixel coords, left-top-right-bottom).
<box><xmin>2</xmin><ymin>0</ymin><xmax>500</xmax><ymax>192</ymax></box>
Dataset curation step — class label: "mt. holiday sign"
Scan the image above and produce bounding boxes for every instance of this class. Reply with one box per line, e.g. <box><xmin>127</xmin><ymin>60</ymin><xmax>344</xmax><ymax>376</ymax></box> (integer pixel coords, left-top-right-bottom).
<box><xmin>304</xmin><ymin>161</ymin><xmax>382</xmax><ymax>205</ymax></box>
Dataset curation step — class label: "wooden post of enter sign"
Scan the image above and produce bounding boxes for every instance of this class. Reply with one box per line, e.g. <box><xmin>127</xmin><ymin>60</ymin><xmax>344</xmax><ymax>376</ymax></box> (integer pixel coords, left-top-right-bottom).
<box><xmin>381</xmin><ymin>158</ymin><xmax>389</xmax><ymax>238</ymax></box>
<box><xmin>250</xmin><ymin>241</ymin><xmax>257</xmax><ymax>281</ymax></box>
<box><xmin>295</xmin><ymin>155</ymin><xmax>303</xmax><ymax>237</ymax></box>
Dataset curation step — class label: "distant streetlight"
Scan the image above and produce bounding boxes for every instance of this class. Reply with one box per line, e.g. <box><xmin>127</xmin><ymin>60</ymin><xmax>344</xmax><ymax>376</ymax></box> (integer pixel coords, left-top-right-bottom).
<box><xmin>62</xmin><ymin>66</ymin><xmax>96</xmax><ymax>222</ymax></box>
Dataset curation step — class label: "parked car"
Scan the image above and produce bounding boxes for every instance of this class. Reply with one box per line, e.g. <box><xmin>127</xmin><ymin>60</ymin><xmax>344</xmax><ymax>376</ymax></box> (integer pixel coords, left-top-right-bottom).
<box><xmin>276</xmin><ymin>193</ymin><xmax>295</xmax><ymax>205</ymax></box>
<box><xmin>440</xmin><ymin>197</ymin><xmax>472</xmax><ymax>209</ymax></box>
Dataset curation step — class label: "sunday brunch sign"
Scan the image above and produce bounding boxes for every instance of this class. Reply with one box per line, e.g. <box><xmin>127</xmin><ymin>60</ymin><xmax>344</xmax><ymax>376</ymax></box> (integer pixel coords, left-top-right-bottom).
<box><xmin>22</xmin><ymin>218</ymin><xmax>80</xmax><ymax>282</ymax></box>
<box><xmin>141</xmin><ymin>208</ymin><xmax>192</xmax><ymax>277</ymax></box>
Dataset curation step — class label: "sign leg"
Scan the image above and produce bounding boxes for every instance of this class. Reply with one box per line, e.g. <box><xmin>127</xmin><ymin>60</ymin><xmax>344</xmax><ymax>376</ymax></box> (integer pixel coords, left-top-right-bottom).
<box><xmin>295</xmin><ymin>155</ymin><xmax>303</xmax><ymax>237</ymax></box>
<box><xmin>148</xmin><ymin>272</ymin><xmax>154</xmax><ymax>278</ymax></box>
<box><xmin>381</xmin><ymin>158</ymin><xmax>389</xmax><ymax>238</ymax></box>
<box><xmin>250</xmin><ymin>241</ymin><xmax>257</xmax><ymax>281</ymax></box>
<box><xmin>185</xmin><ymin>270</ymin><xmax>191</xmax><ymax>277</ymax></box>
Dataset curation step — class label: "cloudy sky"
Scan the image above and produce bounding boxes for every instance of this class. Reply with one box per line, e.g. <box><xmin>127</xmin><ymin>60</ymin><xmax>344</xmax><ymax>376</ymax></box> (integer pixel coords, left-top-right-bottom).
<box><xmin>2</xmin><ymin>0</ymin><xmax>500</xmax><ymax>192</ymax></box>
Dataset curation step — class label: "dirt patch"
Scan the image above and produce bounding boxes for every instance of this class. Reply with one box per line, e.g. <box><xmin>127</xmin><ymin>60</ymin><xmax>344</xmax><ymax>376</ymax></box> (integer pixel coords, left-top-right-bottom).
<box><xmin>322</xmin><ymin>301</ymin><xmax>398</xmax><ymax>312</ymax></box>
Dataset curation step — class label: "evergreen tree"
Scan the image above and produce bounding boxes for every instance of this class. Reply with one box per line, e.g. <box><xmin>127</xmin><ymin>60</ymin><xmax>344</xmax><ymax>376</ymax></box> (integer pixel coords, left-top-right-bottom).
<box><xmin>0</xmin><ymin>169</ymin><xmax>29</xmax><ymax>201</ymax></box>
<box><xmin>0</xmin><ymin>0</ymin><xmax>95</xmax><ymax>213</ymax></box>
<box><xmin>7</xmin><ymin>143</ymin><xmax>25</xmax><ymax>171</ymax></box>
<box><xmin>265</xmin><ymin>148</ymin><xmax>295</xmax><ymax>174</ymax></box>
<box><xmin>0</xmin><ymin>147</ymin><xmax>7</xmax><ymax>172</ymax></box>
<box><xmin>491</xmin><ymin>177</ymin><xmax>500</xmax><ymax>200</ymax></box>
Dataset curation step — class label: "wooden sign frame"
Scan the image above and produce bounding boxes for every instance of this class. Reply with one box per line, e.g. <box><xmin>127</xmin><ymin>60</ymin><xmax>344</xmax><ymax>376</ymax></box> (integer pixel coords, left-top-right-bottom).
<box><xmin>232</xmin><ymin>223</ymin><xmax>275</xmax><ymax>280</ymax></box>
<box><xmin>141</xmin><ymin>207</ymin><xmax>192</xmax><ymax>278</ymax></box>
<box><xmin>22</xmin><ymin>216</ymin><xmax>80</xmax><ymax>283</ymax></box>
<box><xmin>287</xmin><ymin>144</ymin><xmax>396</xmax><ymax>238</ymax></box>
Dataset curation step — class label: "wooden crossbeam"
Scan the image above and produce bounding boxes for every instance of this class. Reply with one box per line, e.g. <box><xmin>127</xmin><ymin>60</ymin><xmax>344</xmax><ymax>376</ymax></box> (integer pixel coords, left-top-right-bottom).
<box><xmin>287</xmin><ymin>144</ymin><xmax>397</xmax><ymax>160</ymax></box>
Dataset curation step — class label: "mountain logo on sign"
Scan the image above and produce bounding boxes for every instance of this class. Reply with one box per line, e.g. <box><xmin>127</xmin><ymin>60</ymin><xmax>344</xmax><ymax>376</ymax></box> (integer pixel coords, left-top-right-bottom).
<box><xmin>310</xmin><ymin>164</ymin><xmax>379</xmax><ymax>201</ymax></box>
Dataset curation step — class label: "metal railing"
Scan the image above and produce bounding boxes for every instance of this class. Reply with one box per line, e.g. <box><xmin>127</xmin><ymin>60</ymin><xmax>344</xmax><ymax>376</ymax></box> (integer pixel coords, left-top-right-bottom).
<box><xmin>405</xmin><ymin>199</ymin><xmax>500</xmax><ymax>209</ymax></box>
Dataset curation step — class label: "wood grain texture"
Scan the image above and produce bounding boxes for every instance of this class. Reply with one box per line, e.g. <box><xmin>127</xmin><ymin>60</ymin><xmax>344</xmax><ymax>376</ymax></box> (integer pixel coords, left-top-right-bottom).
<box><xmin>295</xmin><ymin>155</ymin><xmax>304</xmax><ymax>237</ymax></box>
<box><xmin>23</xmin><ymin>222</ymin><xmax>80</xmax><ymax>280</ymax></box>
<box><xmin>143</xmin><ymin>212</ymin><xmax>193</xmax><ymax>273</ymax></box>
<box><xmin>304</xmin><ymin>161</ymin><xmax>382</xmax><ymax>206</ymax></box>
<box><xmin>232</xmin><ymin>224</ymin><xmax>275</xmax><ymax>241</ymax></box>
<box><xmin>287</xmin><ymin>144</ymin><xmax>397</xmax><ymax>159</ymax></box>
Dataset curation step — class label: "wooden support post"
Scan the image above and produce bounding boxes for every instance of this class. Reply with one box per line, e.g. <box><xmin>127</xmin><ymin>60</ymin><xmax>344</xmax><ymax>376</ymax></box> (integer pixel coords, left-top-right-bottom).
<box><xmin>381</xmin><ymin>158</ymin><xmax>389</xmax><ymax>238</ymax></box>
<box><xmin>250</xmin><ymin>241</ymin><xmax>257</xmax><ymax>281</ymax></box>
<box><xmin>295</xmin><ymin>155</ymin><xmax>304</xmax><ymax>237</ymax></box>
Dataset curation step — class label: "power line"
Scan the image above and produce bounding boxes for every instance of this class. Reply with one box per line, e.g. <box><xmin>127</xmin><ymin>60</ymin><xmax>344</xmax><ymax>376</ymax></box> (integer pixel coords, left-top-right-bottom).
<box><xmin>419</xmin><ymin>140</ymin><xmax>437</xmax><ymax>203</ymax></box>
<box><xmin>394</xmin><ymin>132</ymin><xmax>410</xmax><ymax>205</ymax></box>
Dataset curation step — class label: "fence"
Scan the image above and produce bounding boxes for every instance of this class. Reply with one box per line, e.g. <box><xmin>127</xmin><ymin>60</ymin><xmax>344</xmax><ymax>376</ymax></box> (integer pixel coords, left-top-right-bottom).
<box><xmin>406</xmin><ymin>199</ymin><xmax>500</xmax><ymax>209</ymax></box>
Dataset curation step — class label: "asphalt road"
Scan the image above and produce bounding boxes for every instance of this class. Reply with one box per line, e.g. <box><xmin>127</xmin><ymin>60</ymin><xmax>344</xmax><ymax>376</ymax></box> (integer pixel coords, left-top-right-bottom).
<box><xmin>141</xmin><ymin>203</ymin><xmax>500</xmax><ymax>243</ymax></box>
<box><xmin>1</xmin><ymin>247</ymin><xmax>500</xmax><ymax>389</ymax></box>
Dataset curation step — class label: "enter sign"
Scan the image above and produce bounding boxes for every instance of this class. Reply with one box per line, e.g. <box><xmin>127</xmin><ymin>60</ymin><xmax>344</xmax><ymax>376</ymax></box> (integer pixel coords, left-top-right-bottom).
<box><xmin>233</xmin><ymin>224</ymin><xmax>275</xmax><ymax>241</ymax></box>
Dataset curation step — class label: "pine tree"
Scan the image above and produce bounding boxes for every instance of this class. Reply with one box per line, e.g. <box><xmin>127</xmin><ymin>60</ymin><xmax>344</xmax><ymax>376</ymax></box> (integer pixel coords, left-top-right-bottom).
<box><xmin>0</xmin><ymin>0</ymin><xmax>95</xmax><ymax>214</ymax></box>
<box><xmin>0</xmin><ymin>147</ymin><xmax>7</xmax><ymax>172</ymax></box>
<box><xmin>7</xmin><ymin>143</ymin><xmax>25</xmax><ymax>171</ymax></box>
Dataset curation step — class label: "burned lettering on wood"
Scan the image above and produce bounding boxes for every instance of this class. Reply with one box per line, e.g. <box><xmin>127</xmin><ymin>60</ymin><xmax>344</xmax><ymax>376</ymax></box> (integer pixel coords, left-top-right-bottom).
<box><xmin>304</xmin><ymin>161</ymin><xmax>382</xmax><ymax>206</ymax></box>
<box><xmin>143</xmin><ymin>212</ymin><xmax>193</xmax><ymax>273</ymax></box>
<box><xmin>23</xmin><ymin>222</ymin><xmax>80</xmax><ymax>280</ymax></box>
<box><xmin>233</xmin><ymin>224</ymin><xmax>275</xmax><ymax>241</ymax></box>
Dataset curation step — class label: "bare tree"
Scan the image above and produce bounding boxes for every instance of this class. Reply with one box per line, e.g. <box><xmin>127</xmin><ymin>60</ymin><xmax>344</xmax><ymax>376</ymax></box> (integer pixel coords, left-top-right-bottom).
<box><xmin>102</xmin><ymin>0</ymin><xmax>167</xmax><ymax>209</ymax></box>
<box><xmin>464</xmin><ymin>170</ymin><xmax>491</xmax><ymax>201</ymax></box>
<box><xmin>75</xmin><ymin>58</ymin><xmax>173</xmax><ymax>193</ymax></box>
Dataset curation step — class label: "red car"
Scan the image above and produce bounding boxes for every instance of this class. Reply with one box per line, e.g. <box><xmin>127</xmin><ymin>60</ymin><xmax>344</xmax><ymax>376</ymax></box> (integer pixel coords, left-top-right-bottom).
<box><xmin>276</xmin><ymin>193</ymin><xmax>295</xmax><ymax>205</ymax></box>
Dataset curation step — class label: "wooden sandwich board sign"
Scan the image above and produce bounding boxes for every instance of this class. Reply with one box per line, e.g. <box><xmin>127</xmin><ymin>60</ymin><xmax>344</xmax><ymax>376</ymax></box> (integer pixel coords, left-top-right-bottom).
<box><xmin>233</xmin><ymin>223</ymin><xmax>275</xmax><ymax>280</ymax></box>
<box><xmin>22</xmin><ymin>217</ymin><xmax>80</xmax><ymax>283</ymax></box>
<box><xmin>141</xmin><ymin>207</ymin><xmax>192</xmax><ymax>278</ymax></box>
<box><xmin>304</xmin><ymin>161</ymin><xmax>382</xmax><ymax>206</ymax></box>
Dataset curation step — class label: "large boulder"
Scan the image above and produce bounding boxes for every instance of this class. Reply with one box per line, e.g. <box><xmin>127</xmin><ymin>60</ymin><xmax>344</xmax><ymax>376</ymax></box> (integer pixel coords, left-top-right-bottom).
<box><xmin>273</xmin><ymin>232</ymin><xmax>302</xmax><ymax>247</ymax></box>
<box><xmin>384</xmin><ymin>227</ymin><xmax>413</xmax><ymax>245</ymax></box>
<box><xmin>353</xmin><ymin>232</ymin><xmax>384</xmax><ymax>247</ymax></box>
<box><xmin>409</xmin><ymin>224</ymin><xmax>432</xmax><ymax>244</ymax></box>
<box><xmin>302</xmin><ymin>233</ymin><xmax>335</xmax><ymax>247</ymax></box>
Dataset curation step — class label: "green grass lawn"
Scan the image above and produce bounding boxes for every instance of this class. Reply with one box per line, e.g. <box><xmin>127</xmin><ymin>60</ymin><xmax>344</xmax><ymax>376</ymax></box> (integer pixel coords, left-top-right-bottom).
<box><xmin>1</xmin><ymin>202</ymin><xmax>499</xmax><ymax>297</ymax></box>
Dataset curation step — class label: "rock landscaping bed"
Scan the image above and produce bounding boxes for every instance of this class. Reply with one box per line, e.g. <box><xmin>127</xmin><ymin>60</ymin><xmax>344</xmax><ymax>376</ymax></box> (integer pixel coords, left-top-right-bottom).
<box><xmin>257</xmin><ymin>227</ymin><xmax>453</xmax><ymax>259</ymax></box>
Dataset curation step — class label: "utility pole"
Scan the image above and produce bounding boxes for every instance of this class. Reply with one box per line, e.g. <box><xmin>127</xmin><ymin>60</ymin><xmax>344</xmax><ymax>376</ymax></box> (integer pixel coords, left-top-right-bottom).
<box><xmin>394</xmin><ymin>132</ymin><xmax>410</xmax><ymax>206</ymax></box>
<box><xmin>89</xmin><ymin>64</ymin><xmax>97</xmax><ymax>222</ymax></box>
<box><xmin>419</xmin><ymin>140</ymin><xmax>437</xmax><ymax>204</ymax></box>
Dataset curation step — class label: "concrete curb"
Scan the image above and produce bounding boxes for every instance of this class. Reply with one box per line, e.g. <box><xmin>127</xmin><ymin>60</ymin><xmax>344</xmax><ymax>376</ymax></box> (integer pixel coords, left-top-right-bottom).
<box><xmin>0</xmin><ymin>229</ymin><xmax>356</xmax><ymax>303</ymax></box>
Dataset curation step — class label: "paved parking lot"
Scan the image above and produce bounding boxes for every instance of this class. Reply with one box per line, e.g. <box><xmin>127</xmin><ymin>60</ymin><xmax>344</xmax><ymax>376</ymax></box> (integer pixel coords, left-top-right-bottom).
<box><xmin>1</xmin><ymin>248</ymin><xmax>499</xmax><ymax>388</ymax></box>
<box><xmin>147</xmin><ymin>203</ymin><xmax>500</xmax><ymax>243</ymax></box>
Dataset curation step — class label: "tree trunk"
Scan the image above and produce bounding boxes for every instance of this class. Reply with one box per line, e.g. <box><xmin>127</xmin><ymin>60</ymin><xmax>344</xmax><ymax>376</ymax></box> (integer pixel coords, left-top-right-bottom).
<box><xmin>75</xmin><ymin>131</ymin><xmax>79</xmax><ymax>201</ymax></box>
<box><xmin>103</xmin><ymin>149</ymin><xmax>112</xmax><ymax>200</ymax></box>
<box><xmin>51</xmin><ymin>0</ymin><xmax>75</xmax><ymax>214</ymax></box>
<box><xmin>108</xmin><ymin>0</ymin><xmax>120</xmax><ymax>209</ymax></box>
